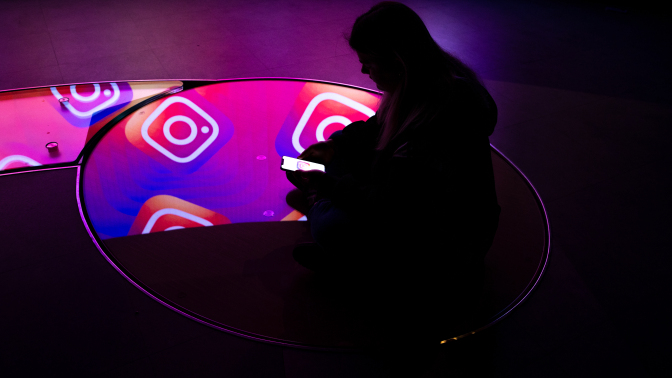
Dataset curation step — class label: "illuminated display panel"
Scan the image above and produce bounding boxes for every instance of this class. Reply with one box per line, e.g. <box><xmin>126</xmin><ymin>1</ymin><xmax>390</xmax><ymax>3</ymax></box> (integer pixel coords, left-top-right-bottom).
<box><xmin>83</xmin><ymin>80</ymin><xmax>381</xmax><ymax>239</ymax></box>
<box><xmin>0</xmin><ymin>81</ymin><xmax>182</xmax><ymax>171</ymax></box>
<box><xmin>79</xmin><ymin>79</ymin><xmax>549</xmax><ymax>348</ymax></box>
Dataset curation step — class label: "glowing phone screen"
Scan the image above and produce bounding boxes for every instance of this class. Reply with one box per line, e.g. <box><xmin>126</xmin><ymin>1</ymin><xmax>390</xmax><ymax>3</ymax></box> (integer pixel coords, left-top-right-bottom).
<box><xmin>281</xmin><ymin>156</ymin><xmax>325</xmax><ymax>172</ymax></box>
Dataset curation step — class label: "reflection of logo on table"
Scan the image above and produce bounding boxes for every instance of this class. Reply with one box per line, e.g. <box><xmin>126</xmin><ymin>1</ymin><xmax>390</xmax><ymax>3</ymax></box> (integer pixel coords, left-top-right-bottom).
<box><xmin>275</xmin><ymin>82</ymin><xmax>379</xmax><ymax>159</ymax></box>
<box><xmin>50</xmin><ymin>83</ymin><xmax>132</xmax><ymax>127</ymax></box>
<box><xmin>128</xmin><ymin>195</ymin><xmax>230</xmax><ymax>236</ymax></box>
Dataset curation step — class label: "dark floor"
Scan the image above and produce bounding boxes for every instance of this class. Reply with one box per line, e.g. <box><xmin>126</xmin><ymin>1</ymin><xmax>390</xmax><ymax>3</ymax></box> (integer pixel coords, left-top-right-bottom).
<box><xmin>0</xmin><ymin>0</ymin><xmax>670</xmax><ymax>376</ymax></box>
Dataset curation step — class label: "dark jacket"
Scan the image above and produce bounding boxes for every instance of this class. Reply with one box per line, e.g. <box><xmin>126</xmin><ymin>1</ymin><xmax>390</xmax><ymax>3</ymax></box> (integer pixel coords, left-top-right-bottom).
<box><xmin>317</xmin><ymin>78</ymin><xmax>500</xmax><ymax>272</ymax></box>
<box><xmin>303</xmin><ymin>79</ymin><xmax>500</xmax><ymax>340</ymax></box>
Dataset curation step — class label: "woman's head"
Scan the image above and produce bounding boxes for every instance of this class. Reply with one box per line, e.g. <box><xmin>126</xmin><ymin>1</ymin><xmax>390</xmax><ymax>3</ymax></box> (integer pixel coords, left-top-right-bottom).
<box><xmin>347</xmin><ymin>1</ymin><xmax>480</xmax><ymax>149</ymax></box>
<box><xmin>355</xmin><ymin>50</ymin><xmax>401</xmax><ymax>92</ymax></box>
<box><xmin>348</xmin><ymin>1</ymin><xmax>429</xmax><ymax>92</ymax></box>
<box><xmin>348</xmin><ymin>2</ymin><xmax>474</xmax><ymax>90</ymax></box>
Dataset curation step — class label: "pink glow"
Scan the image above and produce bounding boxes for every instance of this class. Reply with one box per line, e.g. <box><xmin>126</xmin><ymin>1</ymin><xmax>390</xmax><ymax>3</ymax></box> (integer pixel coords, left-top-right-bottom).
<box><xmin>0</xmin><ymin>81</ymin><xmax>182</xmax><ymax>172</ymax></box>
<box><xmin>0</xmin><ymin>87</ymin><xmax>89</xmax><ymax>170</ymax></box>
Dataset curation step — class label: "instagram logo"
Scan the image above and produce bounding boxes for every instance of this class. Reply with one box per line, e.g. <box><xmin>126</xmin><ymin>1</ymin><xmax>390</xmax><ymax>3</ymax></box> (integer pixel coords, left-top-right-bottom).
<box><xmin>49</xmin><ymin>82</ymin><xmax>132</xmax><ymax>127</ymax></box>
<box><xmin>128</xmin><ymin>195</ymin><xmax>231</xmax><ymax>236</ymax></box>
<box><xmin>275</xmin><ymin>82</ymin><xmax>380</xmax><ymax>158</ymax></box>
<box><xmin>297</xmin><ymin>161</ymin><xmax>311</xmax><ymax>171</ymax></box>
<box><xmin>125</xmin><ymin>92</ymin><xmax>234</xmax><ymax>173</ymax></box>
<box><xmin>0</xmin><ymin>155</ymin><xmax>40</xmax><ymax>171</ymax></box>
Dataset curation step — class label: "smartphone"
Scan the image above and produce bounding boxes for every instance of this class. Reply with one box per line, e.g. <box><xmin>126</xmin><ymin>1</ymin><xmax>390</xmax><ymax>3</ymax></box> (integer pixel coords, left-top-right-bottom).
<box><xmin>281</xmin><ymin>156</ymin><xmax>326</xmax><ymax>172</ymax></box>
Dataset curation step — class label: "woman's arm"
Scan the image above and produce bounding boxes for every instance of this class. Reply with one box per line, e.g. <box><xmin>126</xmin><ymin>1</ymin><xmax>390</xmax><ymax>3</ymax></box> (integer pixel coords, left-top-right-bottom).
<box><xmin>289</xmin><ymin>116</ymin><xmax>380</xmax><ymax>192</ymax></box>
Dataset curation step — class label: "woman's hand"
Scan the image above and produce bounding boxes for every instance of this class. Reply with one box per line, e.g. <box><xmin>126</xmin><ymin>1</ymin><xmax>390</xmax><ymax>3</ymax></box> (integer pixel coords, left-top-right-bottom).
<box><xmin>287</xmin><ymin>140</ymin><xmax>334</xmax><ymax>191</ymax></box>
<box><xmin>288</xmin><ymin>166</ymin><xmax>326</xmax><ymax>192</ymax></box>
<box><xmin>297</xmin><ymin>169</ymin><xmax>326</xmax><ymax>187</ymax></box>
<box><xmin>297</xmin><ymin>140</ymin><xmax>336</xmax><ymax>166</ymax></box>
<box><xmin>297</xmin><ymin>169</ymin><xmax>327</xmax><ymax>206</ymax></box>
<box><xmin>287</xmin><ymin>140</ymin><xmax>335</xmax><ymax>192</ymax></box>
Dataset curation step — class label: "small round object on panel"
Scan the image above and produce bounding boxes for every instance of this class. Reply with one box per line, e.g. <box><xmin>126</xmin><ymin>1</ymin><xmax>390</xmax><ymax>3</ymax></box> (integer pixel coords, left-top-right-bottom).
<box><xmin>46</xmin><ymin>142</ymin><xmax>59</xmax><ymax>151</ymax></box>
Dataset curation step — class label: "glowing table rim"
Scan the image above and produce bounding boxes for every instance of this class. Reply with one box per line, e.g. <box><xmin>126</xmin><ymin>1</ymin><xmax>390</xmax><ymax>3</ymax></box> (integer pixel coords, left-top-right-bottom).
<box><xmin>0</xmin><ymin>78</ymin><xmax>550</xmax><ymax>351</ymax></box>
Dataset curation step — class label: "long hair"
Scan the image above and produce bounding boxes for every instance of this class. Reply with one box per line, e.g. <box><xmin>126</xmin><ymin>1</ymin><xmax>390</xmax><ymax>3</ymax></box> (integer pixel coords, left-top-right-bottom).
<box><xmin>347</xmin><ymin>2</ymin><xmax>481</xmax><ymax>150</ymax></box>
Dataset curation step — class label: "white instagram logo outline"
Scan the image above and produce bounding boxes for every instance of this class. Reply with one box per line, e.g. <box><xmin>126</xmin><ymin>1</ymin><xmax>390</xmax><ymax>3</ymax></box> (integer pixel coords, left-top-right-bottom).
<box><xmin>292</xmin><ymin>92</ymin><xmax>375</xmax><ymax>153</ymax></box>
<box><xmin>141</xmin><ymin>96</ymin><xmax>219</xmax><ymax>163</ymax></box>
<box><xmin>297</xmin><ymin>161</ymin><xmax>311</xmax><ymax>170</ymax></box>
<box><xmin>50</xmin><ymin>83</ymin><xmax>121</xmax><ymax>118</ymax></box>
<box><xmin>142</xmin><ymin>208</ymin><xmax>213</xmax><ymax>234</ymax></box>
<box><xmin>0</xmin><ymin>155</ymin><xmax>41</xmax><ymax>170</ymax></box>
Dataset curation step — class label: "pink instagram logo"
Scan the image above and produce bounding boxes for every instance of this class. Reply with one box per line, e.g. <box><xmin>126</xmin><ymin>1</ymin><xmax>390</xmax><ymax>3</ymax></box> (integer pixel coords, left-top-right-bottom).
<box><xmin>275</xmin><ymin>83</ymin><xmax>380</xmax><ymax>158</ymax></box>
<box><xmin>49</xmin><ymin>82</ymin><xmax>132</xmax><ymax>127</ymax></box>
<box><xmin>292</xmin><ymin>92</ymin><xmax>375</xmax><ymax>153</ymax></box>
<box><xmin>126</xmin><ymin>92</ymin><xmax>234</xmax><ymax>172</ymax></box>
<box><xmin>297</xmin><ymin>161</ymin><xmax>311</xmax><ymax>170</ymax></box>
<box><xmin>127</xmin><ymin>195</ymin><xmax>230</xmax><ymax>236</ymax></box>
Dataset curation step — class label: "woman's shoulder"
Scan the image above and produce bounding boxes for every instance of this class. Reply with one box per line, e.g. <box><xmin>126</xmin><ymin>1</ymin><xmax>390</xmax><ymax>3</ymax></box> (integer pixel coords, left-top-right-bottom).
<box><xmin>328</xmin><ymin>114</ymin><xmax>380</xmax><ymax>152</ymax></box>
<box><xmin>341</xmin><ymin>114</ymin><xmax>380</xmax><ymax>137</ymax></box>
<box><xmin>433</xmin><ymin>77</ymin><xmax>498</xmax><ymax>136</ymax></box>
<box><xmin>447</xmin><ymin>77</ymin><xmax>493</xmax><ymax>106</ymax></box>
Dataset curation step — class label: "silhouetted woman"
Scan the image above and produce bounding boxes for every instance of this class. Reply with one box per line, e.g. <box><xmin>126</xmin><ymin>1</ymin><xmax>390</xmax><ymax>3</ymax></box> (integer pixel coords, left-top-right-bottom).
<box><xmin>287</xmin><ymin>1</ymin><xmax>500</xmax><ymax>369</ymax></box>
